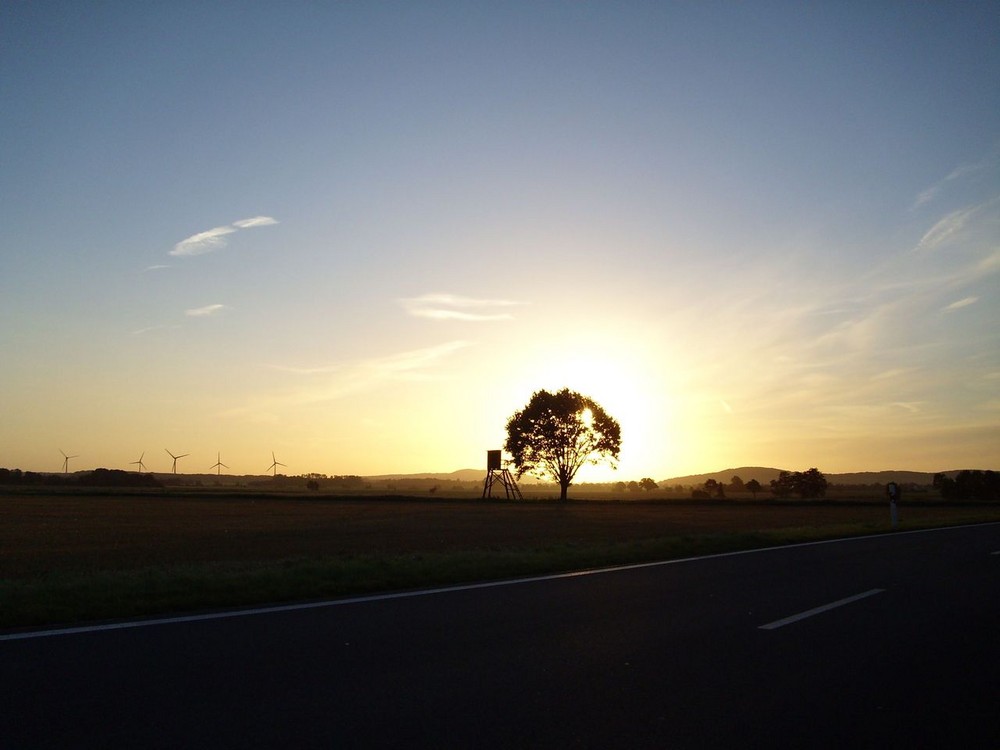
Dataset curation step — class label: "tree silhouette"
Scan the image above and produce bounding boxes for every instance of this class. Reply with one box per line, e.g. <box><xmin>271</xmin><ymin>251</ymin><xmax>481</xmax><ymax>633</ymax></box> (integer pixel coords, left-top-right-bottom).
<box><xmin>934</xmin><ymin>470</ymin><xmax>999</xmax><ymax>501</ymax></box>
<box><xmin>505</xmin><ymin>388</ymin><xmax>621</xmax><ymax>501</ymax></box>
<box><xmin>704</xmin><ymin>478</ymin><xmax>725</xmax><ymax>499</ymax></box>
<box><xmin>745</xmin><ymin>478</ymin><xmax>762</xmax><ymax>498</ymax></box>
<box><xmin>770</xmin><ymin>468</ymin><xmax>827</xmax><ymax>499</ymax></box>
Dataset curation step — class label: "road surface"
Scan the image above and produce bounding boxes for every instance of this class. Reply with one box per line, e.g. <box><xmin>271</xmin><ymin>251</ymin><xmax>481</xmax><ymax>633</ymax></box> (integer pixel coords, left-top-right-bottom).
<box><xmin>3</xmin><ymin>523</ymin><xmax>998</xmax><ymax>748</ymax></box>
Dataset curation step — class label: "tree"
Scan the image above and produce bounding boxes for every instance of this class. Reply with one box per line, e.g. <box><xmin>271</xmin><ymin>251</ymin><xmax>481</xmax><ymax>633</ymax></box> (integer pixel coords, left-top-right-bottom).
<box><xmin>797</xmin><ymin>468</ymin><xmax>828</xmax><ymax>499</ymax></box>
<box><xmin>639</xmin><ymin>477</ymin><xmax>658</xmax><ymax>491</ymax></box>
<box><xmin>505</xmin><ymin>388</ymin><xmax>621</xmax><ymax>501</ymax></box>
<box><xmin>704</xmin><ymin>478</ymin><xmax>725</xmax><ymax>499</ymax></box>
<box><xmin>770</xmin><ymin>468</ymin><xmax>827</xmax><ymax>499</ymax></box>
<box><xmin>745</xmin><ymin>478</ymin><xmax>762</xmax><ymax>498</ymax></box>
<box><xmin>770</xmin><ymin>471</ymin><xmax>794</xmax><ymax>498</ymax></box>
<box><xmin>932</xmin><ymin>472</ymin><xmax>953</xmax><ymax>498</ymax></box>
<box><xmin>729</xmin><ymin>475</ymin><xmax>745</xmax><ymax>492</ymax></box>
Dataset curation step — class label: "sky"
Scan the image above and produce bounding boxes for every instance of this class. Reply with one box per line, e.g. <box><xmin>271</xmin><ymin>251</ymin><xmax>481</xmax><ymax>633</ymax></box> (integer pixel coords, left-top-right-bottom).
<box><xmin>1</xmin><ymin>2</ymin><xmax>998</xmax><ymax>481</ymax></box>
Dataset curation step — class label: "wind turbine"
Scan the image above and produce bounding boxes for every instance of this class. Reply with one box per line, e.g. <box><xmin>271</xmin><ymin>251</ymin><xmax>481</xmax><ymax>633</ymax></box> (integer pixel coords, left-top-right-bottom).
<box><xmin>209</xmin><ymin>452</ymin><xmax>228</xmax><ymax>476</ymax></box>
<box><xmin>131</xmin><ymin>452</ymin><xmax>147</xmax><ymax>473</ymax></box>
<box><xmin>59</xmin><ymin>450</ymin><xmax>78</xmax><ymax>474</ymax></box>
<box><xmin>165</xmin><ymin>449</ymin><xmax>189</xmax><ymax>474</ymax></box>
<box><xmin>267</xmin><ymin>451</ymin><xmax>286</xmax><ymax>477</ymax></box>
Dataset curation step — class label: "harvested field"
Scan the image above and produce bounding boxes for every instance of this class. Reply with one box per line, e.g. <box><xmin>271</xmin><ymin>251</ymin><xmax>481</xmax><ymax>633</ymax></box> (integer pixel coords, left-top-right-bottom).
<box><xmin>4</xmin><ymin>492</ymin><xmax>999</xmax><ymax>580</ymax></box>
<box><xmin>3</xmin><ymin>491</ymin><xmax>999</xmax><ymax>629</ymax></box>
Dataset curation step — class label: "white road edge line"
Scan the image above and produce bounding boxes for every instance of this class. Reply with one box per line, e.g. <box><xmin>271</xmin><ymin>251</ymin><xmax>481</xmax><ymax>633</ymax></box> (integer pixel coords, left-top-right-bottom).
<box><xmin>2</xmin><ymin>521</ymin><xmax>996</xmax><ymax>642</ymax></box>
<box><xmin>759</xmin><ymin>588</ymin><xmax>885</xmax><ymax>630</ymax></box>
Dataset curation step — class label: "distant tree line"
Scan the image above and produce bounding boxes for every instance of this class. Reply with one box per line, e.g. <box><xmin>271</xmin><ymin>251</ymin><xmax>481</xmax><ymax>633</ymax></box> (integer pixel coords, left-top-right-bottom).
<box><xmin>612</xmin><ymin>478</ymin><xmax>660</xmax><ymax>492</ymax></box>
<box><xmin>933</xmin><ymin>471</ymin><xmax>999</xmax><ymax>502</ymax></box>
<box><xmin>674</xmin><ymin>470</ymin><xmax>826</xmax><ymax>500</ymax></box>
<box><xmin>0</xmin><ymin>467</ymin><xmax>161</xmax><ymax>488</ymax></box>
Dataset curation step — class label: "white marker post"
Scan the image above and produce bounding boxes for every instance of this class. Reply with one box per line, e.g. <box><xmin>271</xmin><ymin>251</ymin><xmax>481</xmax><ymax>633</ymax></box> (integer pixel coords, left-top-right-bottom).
<box><xmin>887</xmin><ymin>482</ymin><xmax>900</xmax><ymax>529</ymax></box>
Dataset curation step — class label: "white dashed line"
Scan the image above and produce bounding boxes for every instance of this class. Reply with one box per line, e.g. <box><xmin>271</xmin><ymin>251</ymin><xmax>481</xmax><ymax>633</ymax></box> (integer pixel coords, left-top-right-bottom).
<box><xmin>759</xmin><ymin>588</ymin><xmax>885</xmax><ymax>630</ymax></box>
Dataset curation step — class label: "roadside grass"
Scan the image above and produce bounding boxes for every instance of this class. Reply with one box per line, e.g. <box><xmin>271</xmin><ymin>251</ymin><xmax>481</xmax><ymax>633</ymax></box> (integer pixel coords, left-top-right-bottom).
<box><xmin>4</xmin><ymin>506</ymin><xmax>998</xmax><ymax>631</ymax></box>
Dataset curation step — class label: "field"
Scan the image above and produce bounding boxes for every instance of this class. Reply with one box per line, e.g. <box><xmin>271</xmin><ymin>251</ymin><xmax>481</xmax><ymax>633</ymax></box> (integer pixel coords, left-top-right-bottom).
<box><xmin>3</xmin><ymin>490</ymin><xmax>1000</xmax><ymax>630</ymax></box>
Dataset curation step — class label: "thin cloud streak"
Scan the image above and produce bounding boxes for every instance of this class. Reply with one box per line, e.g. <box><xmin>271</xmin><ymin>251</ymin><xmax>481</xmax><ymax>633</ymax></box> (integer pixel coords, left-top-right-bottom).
<box><xmin>943</xmin><ymin>296</ymin><xmax>979</xmax><ymax>311</ymax></box>
<box><xmin>914</xmin><ymin>205</ymin><xmax>978</xmax><ymax>252</ymax></box>
<box><xmin>130</xmin><ymin>324</ymin><xmax>180</xmax><ymax>336</ymax></box>
<box><xmin>413</xmin><ymin>309</ymin><xmax>515</xmax><ymax>322</ymax></box>
<box><xmin>169</xmin><ymin>216</ymin><xmax>278</xmax><ymax>257</ymax></box>
<box><xmin>170</xmin><ymin>226</ymin><xmax>237</xmax><ymax>256</ymax></box>
<box><xmin>911</xmin><ymin>185</ymin><xmax>941</xmax><ymax>210</ymax></box>
<box><xmin>185</xmin><ymin>304</ymin><xmax>230</xmax><ymax>317</ymax></box>
<box><xmin>911</xmin><ymin>145</ymin><xmax>1000</xmax><ymax>210</ymax></box>
<box><xmin>232</xmin><ymin>216</ymin><xmax>279</xmax><ymax>228</ymax></box>
<box><xmin>223</xmin><ymin>340</ymin><xmax>472</xmax><ymax>419</ymax></box>
<box><xmin>399</xmin><ymin>293</ymin><xmax>525</xmax><ymax>322</ymax></box>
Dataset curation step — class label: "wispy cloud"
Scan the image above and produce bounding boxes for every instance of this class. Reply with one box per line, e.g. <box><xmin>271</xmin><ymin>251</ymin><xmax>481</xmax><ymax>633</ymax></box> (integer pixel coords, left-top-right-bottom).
<box><xmin>144</xmin><ymin>264</ymin><xmax>170</xmax><ymax>272</ymax></box>
<box><xmin>368</xmin><ymin>340</ymin><xmax>472</xmax><ymax>375</ymax></box>
<box><xmin>223</xmin><ymin>340</ymin><xmax>471</xmax><ymax>418</ymax></box>
<box><xmin>911</xmin><ymin>145</ymin><xmax>1000</xmax><ymax>210</ymax></box>
<box><xmin>912</xmin><ymin>185</ymin><xmax>942</xmax><ymax>211</ymax></box>
<box><xmin>130</xmin><ymin>324</ymin><xmax>180</xmax><ymax>336</ymax></box>
<box><xmin>185</xmin><ymin>303</ymin><xmax>230</xmax><ymax>317</ymax></box>
<box><xmin>232</xmin><ymin>216</ymin><xmax>279</xmax><ymax>229</ymax></box>
<box><xmin>914</xmin><ymin>205</ymin><xmax>978</xmax><ymax>252</ymax></box>
<box><xmin>170</xmin><ymin>226</ymin><xmax>237</xmax><ymax>257</ymax></box>
<box><xmin>275</xmin><ymin>340</ymin><xmax>472</xmax><ymax>382</ymax></box>
<box><xmin>169</xmin><ymin>216</ymin><xmax>278</xmax><ymax>257</ymax></box>
<box><xmin>399</xmin><ymin>293</ymin><xmax>525</xmax><ymax>322</ymax></box>
<box><xmin>974</xmin><ymin>249</ymin><xmax>1000</xmax><ymax>276</ymax></box>
<box><xmin>943</xmin><ymin>296</ymin><xmax>979</xmax><ymax>312</ymax></box>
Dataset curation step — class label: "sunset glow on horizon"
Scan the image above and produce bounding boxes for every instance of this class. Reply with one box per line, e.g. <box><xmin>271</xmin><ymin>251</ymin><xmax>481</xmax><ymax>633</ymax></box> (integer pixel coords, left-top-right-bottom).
<box><xmin>1</xmin><ymin>4</ymin><xmax>997</xmax><ymax>481</ymax></box>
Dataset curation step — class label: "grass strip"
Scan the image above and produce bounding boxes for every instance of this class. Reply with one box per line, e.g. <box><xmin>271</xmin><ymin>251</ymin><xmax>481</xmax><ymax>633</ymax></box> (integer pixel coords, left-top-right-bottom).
<box><xmin>0</xmin><ymin>516</ymin><xmax>991</xmax><ymax>632</ymax></box>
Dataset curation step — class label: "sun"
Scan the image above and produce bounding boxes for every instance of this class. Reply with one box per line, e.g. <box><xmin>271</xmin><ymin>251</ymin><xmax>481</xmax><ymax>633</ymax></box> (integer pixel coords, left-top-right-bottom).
<box><xmin>509</xmin><ymin>349</ymin><xmax>678</xmax><ymax>483</ymax></box>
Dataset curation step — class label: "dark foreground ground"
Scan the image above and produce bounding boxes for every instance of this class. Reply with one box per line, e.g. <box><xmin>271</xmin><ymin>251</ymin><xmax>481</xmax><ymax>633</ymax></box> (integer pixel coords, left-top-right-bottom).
<box><xmin>3</xmin><ymin>522</ymin><xmax>998</xmax><ymax>748</ymax></box>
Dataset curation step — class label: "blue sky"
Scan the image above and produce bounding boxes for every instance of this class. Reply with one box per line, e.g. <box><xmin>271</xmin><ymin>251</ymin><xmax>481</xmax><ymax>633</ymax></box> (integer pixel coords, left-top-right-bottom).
<box><xmin>1</xmin><ymin>2</ymin><xmax>997</xmax><ymax>479</ymax></box>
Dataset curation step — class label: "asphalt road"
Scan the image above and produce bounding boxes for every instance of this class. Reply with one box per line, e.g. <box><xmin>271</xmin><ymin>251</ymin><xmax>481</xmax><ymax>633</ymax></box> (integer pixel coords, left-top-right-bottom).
<box><xmin>3</xmin><ymin>523</ymin><xmax>998</xmax><ymax>748</ymax></box>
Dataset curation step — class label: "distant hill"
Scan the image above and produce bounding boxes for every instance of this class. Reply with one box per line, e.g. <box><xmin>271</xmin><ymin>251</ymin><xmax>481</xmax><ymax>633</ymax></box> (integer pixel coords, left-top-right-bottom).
<box><xmin>662</xmin><ymin>467</ymin><xmax>972</xmax><ymax>487</ymax></box>
<box><xmin>662</xmin><ymin>467</ymin><xmax>786</xmax><ymax>486</ymax></box>
<box><xmin>366</xmin><ymin>469</ymin><xmax>484</xmax><ymax>482</ymax></box>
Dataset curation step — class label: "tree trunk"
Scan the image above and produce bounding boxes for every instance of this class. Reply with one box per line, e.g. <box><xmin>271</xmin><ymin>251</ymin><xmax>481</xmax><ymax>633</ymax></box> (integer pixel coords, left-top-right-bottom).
<box><xmin>559</xmin><ymin>480</ymin><xmax>569</xmax><ymax>501</ymax></box>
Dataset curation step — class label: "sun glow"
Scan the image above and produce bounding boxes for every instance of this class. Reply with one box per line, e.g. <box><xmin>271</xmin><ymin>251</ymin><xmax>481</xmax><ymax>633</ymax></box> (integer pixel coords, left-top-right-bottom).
<box><xmin>506</xmin><ymin>339</ymin><xmax>681</xmax><ymax>483</ymax></box>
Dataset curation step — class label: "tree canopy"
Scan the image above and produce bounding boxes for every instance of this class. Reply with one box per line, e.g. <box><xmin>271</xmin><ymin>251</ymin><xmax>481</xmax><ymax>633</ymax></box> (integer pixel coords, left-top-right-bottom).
<box><xmin>933</xmin><ymin>470</ymin><xmax>999</xmax><ymax>501</ymax></box>
<box><xmin>504</xmin><ymin>388</ymin><xmax>621</xmax><ymax>501</ymax></box>
<box><xmin>770</xmin><ymin>468</ymin><xmax>828</xmax><ymax>499</ymax></box>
